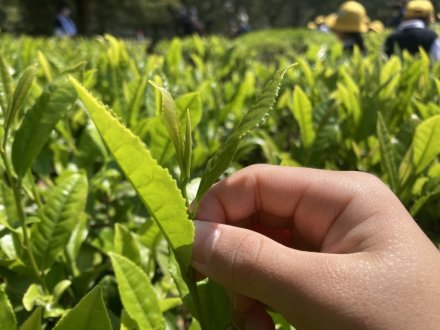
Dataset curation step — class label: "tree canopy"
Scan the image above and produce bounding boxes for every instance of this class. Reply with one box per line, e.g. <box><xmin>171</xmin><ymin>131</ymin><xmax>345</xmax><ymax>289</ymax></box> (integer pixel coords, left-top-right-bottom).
<box><xmin>0</xmin><ymin>0</ymin><xmax>438</xmax><ymax>36</ymax></box>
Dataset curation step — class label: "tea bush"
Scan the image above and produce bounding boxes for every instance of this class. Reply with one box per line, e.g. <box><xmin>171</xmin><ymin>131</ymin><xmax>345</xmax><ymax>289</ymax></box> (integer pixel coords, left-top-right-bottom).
<box><xmin>0</xmin><ymin>30</ymin><xmax>439</xmax><ymax>329</ymax></box>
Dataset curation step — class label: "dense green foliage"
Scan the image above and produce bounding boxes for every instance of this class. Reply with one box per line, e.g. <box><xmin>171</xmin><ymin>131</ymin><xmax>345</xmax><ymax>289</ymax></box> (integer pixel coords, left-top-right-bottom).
<box><xmin>0</xmin><ymin>29</ymin><xmax>439</xmax><ymax>329</ymax></box>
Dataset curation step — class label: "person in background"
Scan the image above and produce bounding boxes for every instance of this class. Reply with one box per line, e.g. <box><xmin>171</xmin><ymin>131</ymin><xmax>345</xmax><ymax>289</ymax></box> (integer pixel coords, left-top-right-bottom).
<box><xmin>176</xmin><ymin>6</ymin><xmax>205</xmax><ymax>36</ymax></box>
<box><xmin>315</xmin><ymin>15</ymin><xmax>330</xmax><ymax>32</ymax></box>
<box><xmin>390</xmin><ymin>0</ymin><xmax>407</xmax><ymax>27</ymax></box>
<box><xmin>307</xmin><ymin>15</ymin><xmax>330</xmax><ymax>32</ymax></box>
<box><xmin>54</xmin><ymin>4</ymin><xmax>77</xmax><ymax>37</ymax></box>
<box><xmin>369</xmin><ymin>20</ymin><xmax>385</xmax><ymax>33</ymax></box>
<box><xmin>325</xmin><ymin>1</ymin><xmax>369</xmax><ymax>55</ymax></box>
<box><xmin>384</xmin><ymin>0</ymin><xmax>440</xmax><ymax>62</ymax></box>
<box><xmin>232</xmin><ymin>7</ymin><xmax>251</xmax><ymax>37</ymax></box>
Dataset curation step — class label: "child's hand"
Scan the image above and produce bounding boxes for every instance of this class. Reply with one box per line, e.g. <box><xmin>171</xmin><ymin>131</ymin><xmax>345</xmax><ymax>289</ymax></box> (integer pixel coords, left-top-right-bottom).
<box><xmin>192</xmin><ymin>165</ymin><xmax>440</xmax><ymax>329</ymax></box>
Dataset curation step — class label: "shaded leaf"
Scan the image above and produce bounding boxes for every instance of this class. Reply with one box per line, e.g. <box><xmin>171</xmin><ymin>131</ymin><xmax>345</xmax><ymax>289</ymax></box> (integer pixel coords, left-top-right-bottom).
<box><xmin>31</xmin><ymin>171</ymin><xmax>88</xmax><ymax>270</ymax></box>
<box><xmin>12</xmin><ymin>78</ymin><xmax>76</xmax><ymax>178</ymax></box>
<box><xmin>377</xmin><ymin>113</ymin><xmax>399</xmax><ymax>192</ymax></box>
<box><xmin>19</xmin><ymin>307</ymin><xmax>43</xmax><ymax>330</ymax></box>
<box><xmin>110</xmin><ymin>253</ymin><xmax>165</xmax><ymax>330</ymax></box>
<box><xmin>197</xmin><ymin>280</ymin><xmax>232</xmax><ymax>330</ymax></box>
<box><xmin>53</xmin><ymin>286</ymin><xmax>112</xmax><ymax>330</ymax></box>
<box><xmin>0</xmin><ymin>285</ymin><xmax>16</xmax><ymax>330</ymax></box>
<box><xmin>114</xmin><ymin>224</ymin><xmax>142</xmax><ymax>267</ymax></box>
<box><xmin>4</xmin><ymin>65</ymin><xmax>36</xmax><ymax>133</ymax></box>
<box><xmin>0</xmin><ymin>53</ymin><xmax>13</xmax><ymax>114</ymax></box>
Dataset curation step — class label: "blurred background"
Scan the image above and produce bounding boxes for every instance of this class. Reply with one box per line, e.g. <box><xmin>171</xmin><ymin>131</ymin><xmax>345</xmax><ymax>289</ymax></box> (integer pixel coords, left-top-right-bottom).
<box><xmin>1</xmin><ymin>0</ymin><xmax>438</xmax><ymax>38</ymax></box>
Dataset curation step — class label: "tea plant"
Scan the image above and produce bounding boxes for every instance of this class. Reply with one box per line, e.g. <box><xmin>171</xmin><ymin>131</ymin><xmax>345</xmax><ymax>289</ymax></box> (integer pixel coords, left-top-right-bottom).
<box><xmin>0</xmin><ymin>30</ymin><xmax>439</xmax><ymax>329</ymax></box>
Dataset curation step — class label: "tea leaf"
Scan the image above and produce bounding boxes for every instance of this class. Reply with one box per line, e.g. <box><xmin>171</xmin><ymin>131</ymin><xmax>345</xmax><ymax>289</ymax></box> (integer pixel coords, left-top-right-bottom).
<box><xmin>37</xmin><ymin>51</ymin><xmax>54</xmax><ymax>82</ymax></box>
<box><xmin>70</xmin><ymin>77</ymin><xmax>193</xmax><ymax>270</ymax></box>
<box><xmin>31</xmin><ymin>171</ymin><xmax>88</xmax><ymax>270</ymax></box>
<box><xmin>160</xmin><ymin>298</ymin><xmax>182</xmax><ymax>313</ymax></box>
<box><xmin>377</xmin><ymin>113</ymin><xmax>399</xmax><ymax>192</ymax></box>
<box><xmin>19</xmin><ymin>307</ymin><xmax>43</xmax><ymax>330</ymax></box>
<box><xmin>0</xmin><ymin>285</ymin><xmax>16</xmax><ymax>330</ymax></box>
<box><xmin>0</xmin><ymin>181</ymin><xmax>19</xmax><ymax>230</ymax></box>
<box><xmin>53</xmin><ymin>286</ymin><xmax>112</xmax><ymax>330</ymax></box>
<box><xmin>413</xmin><ymin>115</ymin><xmax>440</xmax><ymax>174</ymax></box>
<box><xmin>110</xmin><ymin>253</ymin><xmax>165</xmax><ymax>330</ymax></box>
<box><xmin>114</xmin><ymin>224</ymin><xmax>142</xmax><ymax>267</ymax></box>
<box><xmin>12</xmin><ymin>77</ymin><xmax>76</xmax><ymax>178</ymax></box>
<box><xmin>149</xmin><ymin>81</ymin><xmax>184</xmax><ymax>170</ymax></box>
<box><xmin>176</xmin><ymin>92</ymin><xmax>203</xmax><ymax>130</ymax></box>
<box><xmin>195</xmin><ymin>65</ymin><xmax>293</xmax><ymax>204</ymax></box>
<box><xmin>183</xmin><ymin>110</ymin><xmax>192</xmax><ymax>183</ymax></box>
<box><xmin>128</xmin><ymin>74</ymin><xmax>148</xmax><ymax>127</ymax></box>
<box><xmin>197</xmin><ymin>281</ymin><xmax>231</xmax><ymax>330</ymax></box>
<box><xmin>4</xmin><ymin>65</ymin><xmax>36</xmax><ymax>133</ymax></box>
<box><xmin>0</xmin><ymin>53</ymin><xmax>13</xmax><ymax>114</ymax></box>
<box><xmin>291</xmin><ymin>86</ymin><xmax>316</xmax><ymax>148</ymax></box>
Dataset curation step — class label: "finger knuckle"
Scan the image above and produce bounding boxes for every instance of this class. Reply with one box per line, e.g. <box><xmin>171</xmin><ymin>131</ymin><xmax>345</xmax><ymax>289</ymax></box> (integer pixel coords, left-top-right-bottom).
<box><xmin>228</xmin><ymin>231</ymin><xmax>265</xmax><ymax>294</ymax></box>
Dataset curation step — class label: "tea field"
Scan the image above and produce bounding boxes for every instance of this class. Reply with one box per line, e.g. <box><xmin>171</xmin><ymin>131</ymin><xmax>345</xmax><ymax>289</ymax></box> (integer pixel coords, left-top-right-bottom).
<box><xmin>0</xmin><ymin>29</ymin><xmax>439</xmax><ymax>329</ymax></box>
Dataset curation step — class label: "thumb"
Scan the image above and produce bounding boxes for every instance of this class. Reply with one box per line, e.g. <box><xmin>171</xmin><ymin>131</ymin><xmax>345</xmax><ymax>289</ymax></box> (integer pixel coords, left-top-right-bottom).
<box><xmin>191</xmin><ymin>220</ymin><xmax>369</xmax><ymax>328</ymax></box>
<box><xmin>191</xmin><ymin>220</ymin><xmax>306</xmax><ymax>309</ymax></box>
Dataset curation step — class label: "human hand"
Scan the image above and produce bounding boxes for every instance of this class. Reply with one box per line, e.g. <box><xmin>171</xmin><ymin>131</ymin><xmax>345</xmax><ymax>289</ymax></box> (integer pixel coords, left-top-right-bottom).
<box><xmin>191</xmin><ymin>165</ymin><xmax>440</xmax><ymax>329</ymax></box>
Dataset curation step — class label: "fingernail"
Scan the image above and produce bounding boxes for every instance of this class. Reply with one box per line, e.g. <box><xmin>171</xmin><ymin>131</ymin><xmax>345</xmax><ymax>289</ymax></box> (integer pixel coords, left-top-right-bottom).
<box><xmin>192</xmin><ymin>220</ymin><xmax>220</xmax><ymax>265</ymax></box>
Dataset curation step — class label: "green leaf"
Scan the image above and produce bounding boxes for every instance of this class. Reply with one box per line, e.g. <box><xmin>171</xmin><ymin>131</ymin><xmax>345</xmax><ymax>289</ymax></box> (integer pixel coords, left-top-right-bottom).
<box><xmin>413</xmin><ymin>115</ymin><xmax>440</xmax><ymax>174</ymax></box>
<box><xmin>120</xmin><ymin>309</ymin><xmax>138</xmax><ymax>330</ymax></box>
<box><xmin>4</xmin><ymin>65</ymin><xmax>36</xmax><ymax>133</ymax></box>
<box><xmin>53</xmin><ymin>286</ymin><xmax>112</xmax><ymax>330</ymax></box>
<box><xmin>377</xmin><ymin>113</ymin><xmax>399</xmax><ymax>192</ymax></box>
<box><xmin>183</xmin><ymin>110</ymin><xmax>192</xmax><ymax>183</ymax></box>
<box><xmin>149</xmin><ymin>81</ymin><xmax>184</xmax><ymax>170</ymax></box>
<box><xmin>37</xmin><ymin>51</ymin><xmax>54</xmax><ymax>82</ymax></box>
<box><xmin>0</xmin><ymin>285</ymin><xmax>17</xmax><ymax>330</ymax></box>
<box><xmin>159</xmin><ymin>298</ymin><xmax>182</xmax><ymax>313</ymax></box>
<box><xmin>128</xmin><ymin>74</ymin><xmax>148</xmax><ymax>127</ymax></box>
<box><xmin>291</xmin><ymin>86</ymin><xmax>316</xmax><ymax>148</ymax></box>
<box><xmin>11</xmin><ymin>78</ymin><xmax>76</xmax><ymax>178</ymax></box>
<box><xmin>195</xmin><ymin>65</ymin><xmax>293</xmax><ymax>204</ymax></box>
<box><xmin>410</xmin><ymin>185</ymin><xmax>440</xmax><ymax>216</ymax></box>
<box><xmin>197</xmin><ymin>280</ymin><xmax>232</xmax><ymax>330</ymax></box>
<box><xmin>0</xmin><ymin>53</ymin><xmax>13</xmax><ymax>114</ymax></box>
<box><xmin>176</xmin><ymin>92</ymin><xmax>203</xmax><ymax>130</ymax></box>
<box><xmin>114</xmin><ymin>224</ymin><xmax>142</xmax><ymax>267</ymax></box>
<box><xmin>66</xmin><ymin>215</ymin><xmax>88</xmax><ymax>265</ymax></box>
<box><xmin>109</xmin><ymin>253</ymin><xmax>165</xmax><ymax>330</ymax></box>
<box><xmin>0</xmin><ymin>181</ymin><xmax>19</xmax><ymax>230</ymax></box>
<box><xmin>31</xmin><ymin>171</ymin><xmax>88</xmax><ymax>270</ymax></box>
<box><xmin>70</xmin><ymin>76</ymin><xmax>193</xmax><ymax>270</ymax></box>
<box><xmin>19</xmin><ymin>307</ymin><xmax>43</xmax><ymax>330</ymax></box>
<box><xmin>23</xmin><ymin>284</ymin><xmax>45</xmax><ymax>311</ymax></box>
<box><xmin>53</xmin><ymin>280</ymin><xmax>72</xmax><ymax>303</ymax></box>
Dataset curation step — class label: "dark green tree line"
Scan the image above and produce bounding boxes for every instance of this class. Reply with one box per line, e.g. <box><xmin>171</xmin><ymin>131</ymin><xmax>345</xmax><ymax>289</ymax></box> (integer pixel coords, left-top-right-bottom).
<box><xmin>0</xmin><ymin>0</ymin><xmax>439</xmax><ymax>36</ymax></box>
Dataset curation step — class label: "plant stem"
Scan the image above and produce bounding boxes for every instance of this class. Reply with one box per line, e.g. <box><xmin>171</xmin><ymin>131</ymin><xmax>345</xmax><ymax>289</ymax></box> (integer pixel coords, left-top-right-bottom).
<box><xmin>28</xmin><ymin>171</ymin><xmax>43</xmax><ymax>208</ymax></box>
<box><xmin>187</xmin><ymin>268</ymin><xmax>208</xmax><ymax>330</ymax></box>
<box><xmin>0</xmin><ymin>146</ymin><xmax>47</xmax><ymax>293</ymax></box>
<box><xmin>12</xmin><ymin>178</ymin><xmax>48</xmax><ymax>293</ymax></box>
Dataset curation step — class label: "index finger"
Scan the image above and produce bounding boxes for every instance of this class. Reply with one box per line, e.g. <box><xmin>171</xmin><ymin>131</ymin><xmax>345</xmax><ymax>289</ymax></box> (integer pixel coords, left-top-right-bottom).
<box><xmin>196</xmin><ymin>164</ymin><xmax>400</xmax><ymax>250</ymax></box>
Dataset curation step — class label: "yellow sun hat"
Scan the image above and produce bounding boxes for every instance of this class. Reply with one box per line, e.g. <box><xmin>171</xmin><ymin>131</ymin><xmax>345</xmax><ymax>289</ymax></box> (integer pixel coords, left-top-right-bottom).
<box><xmin>307</xmin><ymin>21</ymin><xmax>318</xmax><ymax>30</ymax></box>
<box><xmin>369</xmin><ymin>20</ymin><xmax>385</xmax><ymax>33</ymax></box>
<box><xmin>325</xmin><ymin>1</ymin><xmax>370</xmax><ymax>33</ymax></box>
<box><xmin>315</xmin><ymin>15</ymin><xmax>326</xmax><ymax>25</ymax></box>
<box><xmin>404</xmin><ymin>0</ymin><xmax>435</xmax><ymax>21</ymax></box>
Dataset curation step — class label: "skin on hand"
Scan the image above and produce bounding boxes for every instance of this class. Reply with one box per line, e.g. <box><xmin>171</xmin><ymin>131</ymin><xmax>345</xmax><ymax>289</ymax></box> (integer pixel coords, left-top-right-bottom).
<box><xmin>191</xmin><ymin>164</ymin><xmax>440</xmax><ymax>330</ymax></box>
